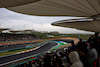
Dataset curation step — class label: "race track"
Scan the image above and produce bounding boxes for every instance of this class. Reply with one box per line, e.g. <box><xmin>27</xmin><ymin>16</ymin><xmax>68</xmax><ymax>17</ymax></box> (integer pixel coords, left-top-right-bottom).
<box><xmin>0</xmin><ymin>42</ymin><xmax>38</xmax><ymax>51</ymax></box>
<box><xmin>0</xmin><ymin>42</ymin><xmax>57</xmax><ymax>64</ymax></box>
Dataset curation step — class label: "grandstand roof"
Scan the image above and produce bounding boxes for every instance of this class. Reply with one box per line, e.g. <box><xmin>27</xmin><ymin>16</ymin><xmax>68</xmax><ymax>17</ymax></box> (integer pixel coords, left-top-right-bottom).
<box><xmin>0</xmin><ymin>0</ymin><xmax>40</xmax><ymax>8</ymax></box>
<box><xmin>4</xmin><ymin>0</ymin><xmax>100</xmax><ymax>17</ymax></box>
<box><xmin>52</xmin><ymin>18</ymin><xmax>100</xmax><ymax>32</ymax></box>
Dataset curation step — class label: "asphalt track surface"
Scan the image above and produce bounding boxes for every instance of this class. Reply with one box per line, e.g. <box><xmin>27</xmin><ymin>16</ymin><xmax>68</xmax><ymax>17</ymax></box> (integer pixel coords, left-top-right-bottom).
<box><xmin>0</xmin><ymin>42</ymin><xmax>38</xmax><ymax>51</ymax></box>
<box><xmin>0</xmin><ymin>42</ymin><xmax>57</xmax><ymax>64</ymax></box>
<box><xmin>0</xmin><ymin>39</ymin><xmax>73</xmax><ymax>51</ymax></box>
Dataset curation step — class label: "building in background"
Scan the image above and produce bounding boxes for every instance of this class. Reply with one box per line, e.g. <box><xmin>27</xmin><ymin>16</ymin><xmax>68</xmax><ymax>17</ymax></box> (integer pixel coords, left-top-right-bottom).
<box><xmin>50</xmin><ymin>31</ymin><xmax>59</xmax><ymax>34</ymax></box>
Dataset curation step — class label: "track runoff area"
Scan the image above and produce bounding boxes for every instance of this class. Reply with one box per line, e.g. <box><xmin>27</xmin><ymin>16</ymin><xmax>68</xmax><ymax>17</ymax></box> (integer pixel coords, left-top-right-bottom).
<box><xmin>0</xmin><ymin>37</ymin><xmax>79</xmax><ymax>67</ymax></box>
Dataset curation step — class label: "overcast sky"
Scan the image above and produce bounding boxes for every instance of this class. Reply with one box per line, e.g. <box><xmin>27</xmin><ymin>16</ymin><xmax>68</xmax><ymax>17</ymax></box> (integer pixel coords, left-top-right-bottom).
<box><xmin>0</xmin><ymin>8</ymin><xmax>94</xmax><ymax>34</ymax></box>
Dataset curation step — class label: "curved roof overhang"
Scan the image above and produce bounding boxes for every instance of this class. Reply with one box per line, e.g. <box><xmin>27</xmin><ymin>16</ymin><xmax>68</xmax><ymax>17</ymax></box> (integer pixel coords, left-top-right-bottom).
<box><xmin>51</xmin><ymin>18</ymin><xmax>100</xmax><ymax>32</ymax></box>
<box><xmin>0</xmin><ymin>0</ymin><xmax>97</xmax><ymax>17</ymax></box>
<box><xmin>1</xmin><ymin>0</ymin><xmax>100</xmax><ymax>32</ymax></box>
<box><xmin>0</xmin><ymin>0</ymin><xmax>40</xmax><ymax>8</ymax></box>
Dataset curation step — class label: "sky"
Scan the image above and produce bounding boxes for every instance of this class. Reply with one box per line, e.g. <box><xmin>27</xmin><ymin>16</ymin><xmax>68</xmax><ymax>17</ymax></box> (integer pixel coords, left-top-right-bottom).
<box><xmin>0</xmin><ymin>8</ymin><xmax>94</xmax><ymax>34</ymax></box>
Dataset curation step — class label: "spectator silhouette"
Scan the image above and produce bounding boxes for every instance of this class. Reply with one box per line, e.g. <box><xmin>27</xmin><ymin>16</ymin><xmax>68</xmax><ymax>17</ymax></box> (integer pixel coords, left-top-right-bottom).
<box><xmin>78</xmin><ymin>38</ymin><xmax>82</xmax><ymax>44</ymax></box>
<box><xmin>68</xmin><ymin>51</ymin><xmax>83</xmax><ymax>67</ymax></box>
<box><xmin>43</xmin><ymin>53</ymin><xmax>51</xmax><ymax>67</ymax></box>
<box><xmin>77</xmin><ymin>42</ymin><xmax>93</xmax><ymax>67</ymax></box>
<box><xmin>88</xmin><ymin>32</ymin><xmax>99</xmax><ymax>54</ymax></box>
<box><xmin>89</xmin><ymin>43</ymin><xmax>98</xmax><ymax>63</ymax></box>
<box><xmin>70</xmin><ymin>41</ymin><xmax>76</xmax><ymax>52</ymax></box>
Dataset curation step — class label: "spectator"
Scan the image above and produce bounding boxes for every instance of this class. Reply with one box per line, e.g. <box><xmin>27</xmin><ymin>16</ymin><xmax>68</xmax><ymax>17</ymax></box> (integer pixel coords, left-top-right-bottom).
<box><xmin>70</xmin><ymin>41</ymin><xmax>76</xmax><ymax>52</ymax></box>
<box><xmin>66</xmin><ymin>49</ymin><xmax>71</xmax><ymax>66</ymax></box>
<box><xmin>98</xmin><ymin>37</ymin><xmax>100</xmax><ymax>55</ymax></box>
<box><xmin>78</xmin><ymin>38</ymin><xmax>82</xmax><ymax>44</ymax></box>
<box><xmin>88</xmin><ymin>32</ymin><xmax>99</xmax><ymax>56</ymax></box>
<box><xmin>56</xmin><ymin>56</ymin><xmax>64</xmax><ymax>67</ymax></box>
<box><xmin>89</xmin><ymin>44</ymin><xmax>98</xmax><ymax>63</ymax></box>
<box><xmin>77</xmin><ymin>42</ymin><xmax>93</xmax><ymax>67</ymax></box>
<box><xmin>68</xmin><ymin>51</ymin><xmax>83</xmax><ymax>67</ymax></box>
<box><xmin>43</xmin><ymin>53</ymin><xmax>51</xmax><ymax>67</ymax></box>
<box><xmin>87</xmin><ymin>35</ymin><xmax>94</xmax><ymax>45</ymax></box>
<box><xmin>51</xmin><ymin>53</ymin><xmax>58</xmax><ymax>67</ymax></box>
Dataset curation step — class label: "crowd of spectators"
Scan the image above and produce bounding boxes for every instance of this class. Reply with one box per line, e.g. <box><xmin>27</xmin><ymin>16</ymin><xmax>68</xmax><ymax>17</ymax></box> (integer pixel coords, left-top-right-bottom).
<box><xmin>0</xmin><ymin>33</ymin><xmax>37</xmax><ymax>42</ymax></box>
<box><xmin>13</xmin><ymin>32</ymin><xmax>100</xmax><ymax>67</ymax></box>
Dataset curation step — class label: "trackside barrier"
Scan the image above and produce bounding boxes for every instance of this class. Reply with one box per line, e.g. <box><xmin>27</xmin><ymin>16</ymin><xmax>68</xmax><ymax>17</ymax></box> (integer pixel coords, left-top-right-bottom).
<box><xmin>9</xmin><ymin>55</ymin><xmax>39</xmax><ymax>67</ymax></box>
<box><xmin>10</xmin><ymin>57</ymin><xmax>38</xmax><ymax>67</ymax></box>
<box><xmin>16</xmin><ymin>46</ymin><xmax>40</xmax><ymax>54</ymax></box>
<box><xmin>9</xmin><ymin>50</ymin><xmax>48</xmax><ymax>67</ymax></box>
<box><xmin>9</xmin><ymin>52</ymin><xmax>47</xmax><ymax>67</ymax></box>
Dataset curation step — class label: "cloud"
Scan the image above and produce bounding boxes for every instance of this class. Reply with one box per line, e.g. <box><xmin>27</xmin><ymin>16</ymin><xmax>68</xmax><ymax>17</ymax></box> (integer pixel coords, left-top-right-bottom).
<box><xmin>0</xmin><ymin>8</ymin><xmax>94</xmax><ymax>34</ymax></box>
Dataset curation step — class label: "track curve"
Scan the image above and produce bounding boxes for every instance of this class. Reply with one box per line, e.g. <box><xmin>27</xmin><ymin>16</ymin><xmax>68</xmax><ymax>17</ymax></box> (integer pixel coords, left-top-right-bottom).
<box><xmin>0</xmin><ymin>42</ymin><xmax>57</xmax><ymax>64</ymax></box>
